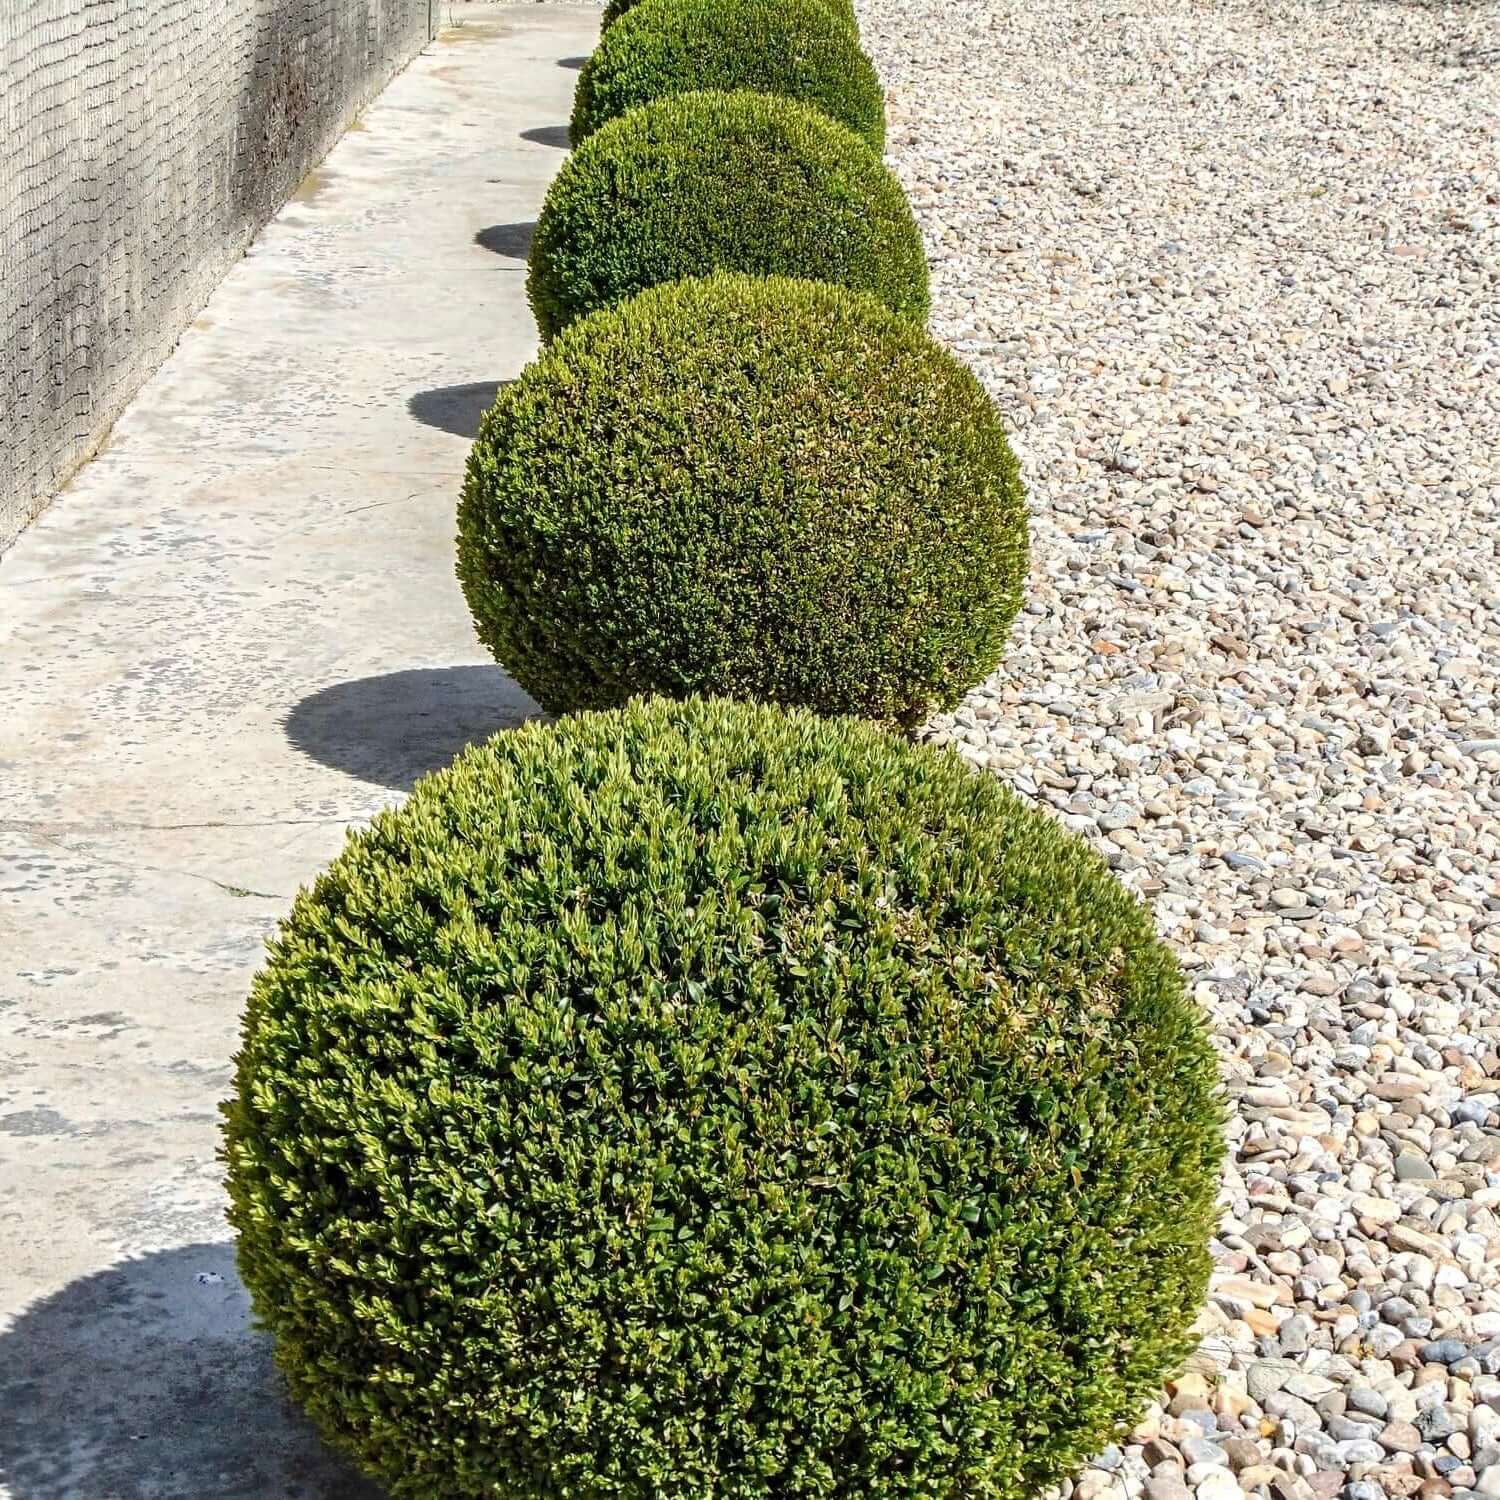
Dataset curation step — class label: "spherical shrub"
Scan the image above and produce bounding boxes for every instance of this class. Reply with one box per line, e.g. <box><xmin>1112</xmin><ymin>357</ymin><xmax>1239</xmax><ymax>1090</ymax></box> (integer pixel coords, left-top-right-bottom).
<box><xmin>602</xmin><ymin>0</ymin><xmax>857</xmax><ymax>29</ymax></box>
<box><xmin>529</xmin><ymin>92</ymin><xmax>927</xmax><ymax>341</ymax></box>
<box><xmin>458</xmin><ymin>273</ymin><xmax>1027</xmax><ymax>728</ymax></box>
<box><xmin>225</xmin><ymin>694</ymin><xmax>1223</xmax><ymax>1500</ymax></box>
<box><xmin>572</xmin><ymin>0</ymin><xmax>884</xmax><ymax>152</ymax></box>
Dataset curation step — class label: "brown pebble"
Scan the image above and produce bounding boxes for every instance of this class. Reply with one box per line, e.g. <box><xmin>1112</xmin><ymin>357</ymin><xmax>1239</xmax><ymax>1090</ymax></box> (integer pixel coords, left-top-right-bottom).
<box><xmin>1142</xmin><ymin>1438</ymin><xmax>1183</xmax><ymax>1469</ymax></box>
<box><xmin>1222</xmin><ymin>1438</ymin><xmax>1265</xmax><ymax>1472</ymax></box>
<box><xmin>1381</xmin><ymin>1420</ymin><xmax>1423</xmax><ymax>1454</ymax></box>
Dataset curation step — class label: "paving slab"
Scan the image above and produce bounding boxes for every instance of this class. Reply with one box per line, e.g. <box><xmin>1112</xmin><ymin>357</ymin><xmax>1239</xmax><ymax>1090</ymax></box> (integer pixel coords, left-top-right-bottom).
<box><xmin>0</xmin><ymin>7</ymin><xmax>598</xmax><ymax>1494</ymax></box>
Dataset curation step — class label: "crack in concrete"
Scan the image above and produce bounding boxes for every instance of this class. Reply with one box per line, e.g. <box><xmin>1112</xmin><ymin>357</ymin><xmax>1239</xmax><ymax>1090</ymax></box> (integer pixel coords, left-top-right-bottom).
<box><xmin>340</xmin><ymin>486</ymin><xmax>433</xmax><ymax>517</ymax></box>
<box><xmin>2</xmin><ymin>816</ymin><xmax>357</xmax><ymax>835</ymax></box>
<box><xmin>205</xmin><ymin>879</ymin><xmax>286</xmax><ymax>900</ymax></box>
<box><xmin>17</xmin><ymin>831</ymin><xmax>292</xmax><ymax>902</ymax></box>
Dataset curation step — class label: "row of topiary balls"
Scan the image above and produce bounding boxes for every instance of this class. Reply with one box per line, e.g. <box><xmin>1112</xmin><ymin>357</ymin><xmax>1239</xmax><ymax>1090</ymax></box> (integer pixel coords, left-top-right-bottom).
<box><xmin>456</xmin><ymin>0</ymin><xmax>1028</xmax><ymax>730</ymax></box>
<box><xmin>222</xmin><ymin>3</ymin><xmax>1225</xmax><ymax>1497</ymax></box>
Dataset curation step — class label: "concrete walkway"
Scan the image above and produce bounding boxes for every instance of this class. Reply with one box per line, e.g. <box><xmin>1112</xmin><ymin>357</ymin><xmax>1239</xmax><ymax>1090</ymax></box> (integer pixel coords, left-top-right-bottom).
<box><xmin>0</xmin><ymin>7</ymin><xmax>597</xmax><ymax>1493</ymax></box>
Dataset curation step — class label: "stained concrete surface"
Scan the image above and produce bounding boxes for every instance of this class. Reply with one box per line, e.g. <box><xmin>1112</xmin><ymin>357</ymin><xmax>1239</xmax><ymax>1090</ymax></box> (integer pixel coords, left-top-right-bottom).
<box><xmin>0</xmin><ymin>7</ymin><xmax>599</xmax><ymax>1494</ymax></box>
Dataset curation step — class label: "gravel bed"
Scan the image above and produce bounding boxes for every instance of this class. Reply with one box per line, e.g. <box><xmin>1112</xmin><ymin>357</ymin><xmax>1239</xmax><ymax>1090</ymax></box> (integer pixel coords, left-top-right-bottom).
<box><xmin>867</xmin><ymin>0</ymin><xmax>1500</xmax><ymax>1496</ymax></box>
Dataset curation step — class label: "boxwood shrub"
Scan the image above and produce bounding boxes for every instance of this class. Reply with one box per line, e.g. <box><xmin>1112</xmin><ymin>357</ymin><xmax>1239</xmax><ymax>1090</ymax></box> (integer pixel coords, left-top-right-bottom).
<box><xmin>530</xmin><ymin>91</ymin><xmax>928</xmax><ymax>340</ymax></box>
<box><xmin>458</xmin><ymin>273</ymin><xmax>1027</xmax><ymax>728</ymax></box>
<box><xmin>572</xmin><ymin>0</ymin><xmax>885</xmax><ymax>152</ymax></box>
<box><xmin>225</xmin><ymin>694</ymin><xmax>1223</xmax><ymax>1500</ymax></box>
<box><xmin>602</xmin><ymin>0</ymin><xmax>857</xmax><ymax>28</ymax></box>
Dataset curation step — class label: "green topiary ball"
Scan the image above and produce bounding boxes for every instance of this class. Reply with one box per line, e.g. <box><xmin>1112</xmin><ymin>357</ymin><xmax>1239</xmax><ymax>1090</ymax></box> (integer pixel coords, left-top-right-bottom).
<box><xmin>529</xmin><ymin>91</ymin><xmax>928</xmax><ymax>341</ymax></box>
<box><xmin>458</xmin><ymin>273</ymin><xmax>1028</xmax><ymax>729</ymax></box>
<box><xmin>225</xmin><ymin>694</ymin><xmax>1223</xmax><ymax>1500</ymax></box>
<box><xmin>602</xmin><ymin>0</ymin><xmax>858</xmax><ymax>29</ymax></box>
<box><xmin>572</xmin><ymin>0</ymin><xmax>884</xmax><ymax>152</ymax></box>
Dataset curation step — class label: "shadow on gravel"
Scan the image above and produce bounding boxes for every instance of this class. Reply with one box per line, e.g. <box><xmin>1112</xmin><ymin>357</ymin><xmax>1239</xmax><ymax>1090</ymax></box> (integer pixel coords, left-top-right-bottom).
<box><xmin>407</xmin><ymin>380</ymin><xmax>513</xmax><ymax>438</ymax></box>
<box><xmin>0</xmin><ymin>1243</ymin><xmax>378</xmax><ymax>1500</ymax></box>
<box><xmin>1356</xmin><ymin>0</ymin><xmax>1497</xmax><ymax>66</ymax></box>
<box><xmin>558</xmin><ymin>54</ymin><xmax>589</xmax><ymax>69</ymax></box>
<box><xmin>520</xmin><ymin>124</ymin><xmax>572</xmax><ymax>149</ymax></box>
<box><xmin>475</xmin><ymin>221</ymin><xmax>535</xmax><ymax>260</ymax></box>
<box><xmin>285</xmin><ymin>666</ymin><xmax>538</xmax><ymax>791</ymax></box>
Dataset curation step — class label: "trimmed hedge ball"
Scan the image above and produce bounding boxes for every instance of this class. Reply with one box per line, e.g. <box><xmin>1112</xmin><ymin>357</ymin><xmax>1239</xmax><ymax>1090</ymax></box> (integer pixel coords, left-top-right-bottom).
<box><xmin>225</xmin><ymin>694</ymin><xmax>1224</xmax><ymax>1500</ymax></box>
<box><xmin>602</xmin><ymin>0</ymin><xmax>857</xmax><ymax>29</ymax></box>
<box><xmin>529</xmin><ymin>91</ymin><xmax>928</xmax><ymax>341</ymax></box>
<box><xmin>457</xmin><ymin>273</ymin><xmax>1028</xmax><ymax>728</ymax></box>
<box><xmin>572</xmin><ymin>0</ymin><xmax>884</xmax><ymax>152</ymax></box>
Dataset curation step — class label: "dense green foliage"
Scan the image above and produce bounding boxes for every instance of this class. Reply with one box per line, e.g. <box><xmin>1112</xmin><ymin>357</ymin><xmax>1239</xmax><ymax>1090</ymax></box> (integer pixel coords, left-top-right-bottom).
<box><xmin>225</xmin><ymin>695</ymin><xmax>1223</xmax><ymax>1500</ymax></box>
<box><xmin>572</xmin><ymin>0</ymin><xmax>885</xmax><ymax>152</ymax></box>
<box><xmin>602</xmin><ymin>0</ymin><xmax>858</xmax><ymax>29</ymax></box>
<box><xmin>529</xmin><ymin>91</ymin><xmax>927</xmax><ymax>340</ymax></box>
<box><xmin>458</xmin><ymin>273</ymin><xmax>1027</xmax><ymax>728</ymax></box>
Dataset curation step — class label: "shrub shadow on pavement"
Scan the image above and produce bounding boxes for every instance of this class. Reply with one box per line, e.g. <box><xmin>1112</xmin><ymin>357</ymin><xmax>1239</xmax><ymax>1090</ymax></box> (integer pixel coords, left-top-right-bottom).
<box><xmin>520</xmin><ymin>124</ymin><xmax>572</xmax><ymax>149</ymax></box>
<box><xmin>0</xmin><ymin>1243</ymin><xmax>379</xmax><ymax>1500</ymax></box>
<box><xmin>284</xmin><ymin>665</ymin><xmax>539</xmax><ymax>792</ymax></box>
<box><xmin>407</xmin><ymin>380</ymin><xmax>513</xmax><ymax>438</ymax></box>
<box><xmin>475</xmin><ymin>221</ymin><xmax>535</xmax><ymax>260</ymax></box>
